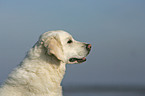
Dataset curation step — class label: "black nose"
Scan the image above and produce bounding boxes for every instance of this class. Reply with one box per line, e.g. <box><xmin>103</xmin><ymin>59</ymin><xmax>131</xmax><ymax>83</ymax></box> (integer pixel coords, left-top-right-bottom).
<box><xmin>86</xmin><ymin>44</ymin><xmax>91</xmax><ymax>51</ymax></box>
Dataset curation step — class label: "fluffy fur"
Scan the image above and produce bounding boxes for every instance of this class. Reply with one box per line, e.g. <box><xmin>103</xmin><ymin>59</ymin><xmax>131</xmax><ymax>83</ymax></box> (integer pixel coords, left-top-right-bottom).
<box><xmin>0</xmin><ymin>30</ymin><xmax>91</xmax><ymax>96</ymax></box>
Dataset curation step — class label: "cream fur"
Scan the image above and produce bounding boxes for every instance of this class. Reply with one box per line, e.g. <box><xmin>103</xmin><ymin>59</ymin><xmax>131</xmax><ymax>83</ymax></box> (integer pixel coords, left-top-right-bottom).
<box><xmin>0</xmin><ymin>30</ymin><xmax>91</xmax><ymax>96</ymax></box>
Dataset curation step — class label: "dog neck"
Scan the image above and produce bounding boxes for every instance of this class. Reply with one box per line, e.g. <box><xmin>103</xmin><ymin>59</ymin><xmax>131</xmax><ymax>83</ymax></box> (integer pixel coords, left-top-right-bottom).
<box><xmin>25</xmin><ymin>42</ymin><xmax>67</xmax><ymax>78</ymax></box>
<box><xmin>5</xmin><ymin>43</ymin><xmax>66</xmax><ymax>94</ymax></box>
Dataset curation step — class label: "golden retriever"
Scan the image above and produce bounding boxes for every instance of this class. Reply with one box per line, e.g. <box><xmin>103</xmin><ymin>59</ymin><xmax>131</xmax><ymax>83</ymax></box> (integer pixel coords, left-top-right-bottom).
<box><xmin>0</xmin><ymin>30</ymin><xmax>91</xmax><ymax>96</ymax></box>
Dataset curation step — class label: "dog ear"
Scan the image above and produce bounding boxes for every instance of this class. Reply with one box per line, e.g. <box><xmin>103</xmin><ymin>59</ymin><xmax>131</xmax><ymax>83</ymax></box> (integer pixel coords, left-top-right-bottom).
<box><xmin>42</xmin><ymin>35</ymin><xmax>65</xmax><ymax>62</ymax></box>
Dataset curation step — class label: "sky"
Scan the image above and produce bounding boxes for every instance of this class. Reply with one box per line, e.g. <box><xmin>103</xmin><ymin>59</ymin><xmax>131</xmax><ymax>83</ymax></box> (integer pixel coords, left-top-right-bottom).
<box><xmin>0</xmin><ymin>0</ymin><xmax>145</xmax><ymax>86</ymax></box>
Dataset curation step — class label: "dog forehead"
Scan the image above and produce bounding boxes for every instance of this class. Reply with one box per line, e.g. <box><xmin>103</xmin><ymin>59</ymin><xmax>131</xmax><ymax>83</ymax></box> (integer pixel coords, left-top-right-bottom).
<box><xmin>44</xmin><ymin>30</ymin><xmax>70</xmax><ymax>37</ymax></box>
<box><xmin>40</xmin><ymin>30</ymin><xmax>72</xmax><ymax>44</ymax></box>
<box><xmin>57</xmin><ymin>31</ymin><xmax>72</xmax><ymax>40</ymax></box>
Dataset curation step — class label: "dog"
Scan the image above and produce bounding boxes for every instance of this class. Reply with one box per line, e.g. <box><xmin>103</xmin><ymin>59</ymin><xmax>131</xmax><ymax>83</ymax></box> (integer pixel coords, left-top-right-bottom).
<box><xmin>0</xmin><ymin>30</ymin><xmax>91</xmax><ymax>96</ymax></box>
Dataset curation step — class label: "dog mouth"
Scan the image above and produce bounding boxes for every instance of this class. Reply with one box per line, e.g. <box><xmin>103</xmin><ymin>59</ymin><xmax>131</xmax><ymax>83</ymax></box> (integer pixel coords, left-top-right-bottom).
<box><xmin>69</xmin><ymin>57</ymin><xmax>86</xmax><ymax>63</ymax></box>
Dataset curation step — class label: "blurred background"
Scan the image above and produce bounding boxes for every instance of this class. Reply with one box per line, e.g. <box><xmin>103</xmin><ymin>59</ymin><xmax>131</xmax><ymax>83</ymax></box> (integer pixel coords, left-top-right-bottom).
<box><xmin>0</xmin><ymin>0</ymin><xmax>145</xmax><ymax>96</ymax></box>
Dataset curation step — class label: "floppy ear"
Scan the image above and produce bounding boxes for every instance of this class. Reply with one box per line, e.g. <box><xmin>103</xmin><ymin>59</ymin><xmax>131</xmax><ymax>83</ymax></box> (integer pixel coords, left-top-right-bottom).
<box><xmin>43</xmin><ymin>35</ymin><xmax>65</xmax><ymax>62</ymax></box>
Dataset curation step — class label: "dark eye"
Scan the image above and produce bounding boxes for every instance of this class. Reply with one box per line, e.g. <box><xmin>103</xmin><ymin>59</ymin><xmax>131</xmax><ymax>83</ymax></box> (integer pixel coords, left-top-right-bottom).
<box><xmin>67</xmin><ymin>40</ymin><xmax>73</xmax><ymax>44</ymax></box>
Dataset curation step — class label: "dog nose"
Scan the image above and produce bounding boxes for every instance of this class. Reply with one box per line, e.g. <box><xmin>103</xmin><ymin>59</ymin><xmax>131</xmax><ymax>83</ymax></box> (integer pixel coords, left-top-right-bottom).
<box><xmin>86</xmin><ymin>44</ymin><xmax>91</xmax><ymax>51</ymax></box>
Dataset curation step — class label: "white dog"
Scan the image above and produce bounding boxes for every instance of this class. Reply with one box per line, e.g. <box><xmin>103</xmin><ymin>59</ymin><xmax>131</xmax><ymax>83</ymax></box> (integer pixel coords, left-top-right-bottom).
<box><xmin>0</xmin><ymin>30</ymin><xmax>91</xmax><ymax>96</ymax></box>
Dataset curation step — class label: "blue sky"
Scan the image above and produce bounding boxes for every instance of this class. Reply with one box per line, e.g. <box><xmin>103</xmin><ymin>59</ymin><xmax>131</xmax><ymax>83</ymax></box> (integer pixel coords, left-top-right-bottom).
<box><xmin>0</xmin><ymin>0</ymin><xmax>145</xmax><ymax>86</ymax></box>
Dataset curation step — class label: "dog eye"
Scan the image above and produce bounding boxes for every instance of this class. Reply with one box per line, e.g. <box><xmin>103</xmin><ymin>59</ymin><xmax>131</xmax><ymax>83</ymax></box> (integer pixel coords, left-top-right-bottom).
<box><xmin>67</xmin><ymin>40</ymin><xmax>73</xmax><ymax>44</ymax></box>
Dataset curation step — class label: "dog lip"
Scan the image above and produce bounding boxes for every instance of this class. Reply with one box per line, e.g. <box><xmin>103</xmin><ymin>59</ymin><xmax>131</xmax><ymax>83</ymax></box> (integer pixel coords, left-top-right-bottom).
<box><xmin>69</xmin><ymin>58</ymin><xmax>77</xmax><ymax>62</ymax></box>
<box><xmin>69</xmin><ymin>57</ymin><xmax>86</xmax><ymax>63</ymax></box>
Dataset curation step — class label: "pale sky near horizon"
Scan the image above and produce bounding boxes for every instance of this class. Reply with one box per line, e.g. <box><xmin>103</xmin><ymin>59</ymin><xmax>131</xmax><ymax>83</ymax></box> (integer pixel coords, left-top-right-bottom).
<box><xmin>0</xmin><ymin>0</ymin><xmax>145</xmax><ymax>86</ymax></box>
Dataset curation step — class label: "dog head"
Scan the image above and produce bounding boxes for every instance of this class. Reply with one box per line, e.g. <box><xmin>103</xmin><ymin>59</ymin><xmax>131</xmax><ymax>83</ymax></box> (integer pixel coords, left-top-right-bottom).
<box><xmin>39</xmin><ymin>30</ymin><xmax>91</xmax><ymax>64</ymax></box>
